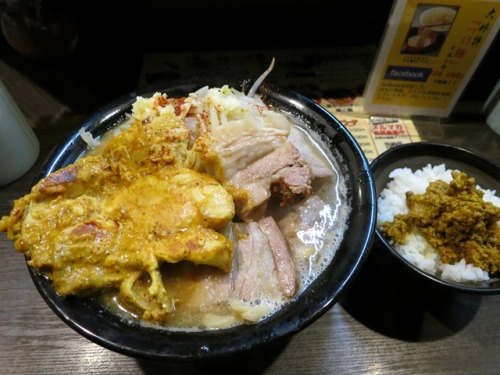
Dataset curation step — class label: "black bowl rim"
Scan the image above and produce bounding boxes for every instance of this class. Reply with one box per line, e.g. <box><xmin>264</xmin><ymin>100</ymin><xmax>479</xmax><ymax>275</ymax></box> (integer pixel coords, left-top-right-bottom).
<box><xmin>371</xmin><ymin>141</ymin><xmax>500</xmax><ymax>295</ymax></box>
<box><xmin>26</xmin><ymin>76</ymin><xmax>377</xmax><ymax>361</ymax></box>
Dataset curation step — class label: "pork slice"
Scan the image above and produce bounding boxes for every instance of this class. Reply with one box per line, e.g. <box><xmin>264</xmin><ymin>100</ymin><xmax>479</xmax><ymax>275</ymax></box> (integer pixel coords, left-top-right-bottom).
<box><xmin>179</xmin><ymin>221</ymin><xmax>294</xmax><ymax>307</ymax></box>
<box><xmin>271</xmin><ymin>164</ymin><xmax>313</xmax><ymax>206</ymax></box>
<box><xmin>230</xmin><ymin>142</ymin><xmax>313</xmax><ymax>220</ymax></box>
<box><xmin>288</xmin><ymin>127</ymin><xmax>334</xmax><ymax>179</ymax></box>
<box><xmin>232</xmin><ymin>222</ymin><xmax>282</xmax><ymax>302</ymax></box>
<box><xmin>258</xmin><ymin>216</ymin><xmax>297</xmax><ymax>297</ymax></box>
<box><xmin>212</xmin><ymin>128</ymin><xmax>288</xmax><ymax>180</ymax></box>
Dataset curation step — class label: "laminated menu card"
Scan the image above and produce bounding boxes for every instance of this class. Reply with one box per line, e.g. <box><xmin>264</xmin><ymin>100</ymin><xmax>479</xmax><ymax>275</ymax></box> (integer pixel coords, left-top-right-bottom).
<box><xmin>363</xmin><ymin>0</ymin><xmax>499</xmax><ymax>117</ymax></box>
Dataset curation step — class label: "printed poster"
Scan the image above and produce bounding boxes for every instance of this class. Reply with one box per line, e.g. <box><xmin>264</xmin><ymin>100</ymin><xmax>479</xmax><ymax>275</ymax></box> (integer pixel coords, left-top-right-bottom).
<box><xmin>363</xmin><ymin>0</ymin><xmax>500</xmax><ymax>117</ymax></box>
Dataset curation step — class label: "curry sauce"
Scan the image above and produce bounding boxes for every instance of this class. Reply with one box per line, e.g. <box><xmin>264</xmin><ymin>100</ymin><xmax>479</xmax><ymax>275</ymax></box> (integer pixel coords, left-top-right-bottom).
<box><xmin>380</xmin><ymin>171</ymin><xmax>500</xmax><ymax>275</ymax></box>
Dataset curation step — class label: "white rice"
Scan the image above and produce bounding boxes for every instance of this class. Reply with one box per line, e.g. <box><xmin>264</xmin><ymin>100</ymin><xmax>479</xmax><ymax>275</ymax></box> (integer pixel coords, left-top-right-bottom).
<box><xmin>377</xmin><ymin>163</ymin><xmax>500</xmax><ymax>283</ymax></box>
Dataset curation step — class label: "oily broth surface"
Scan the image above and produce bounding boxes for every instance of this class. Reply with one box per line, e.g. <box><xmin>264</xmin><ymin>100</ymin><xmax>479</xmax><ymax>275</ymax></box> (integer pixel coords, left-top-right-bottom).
<box><xmin>88</xmin><ymin>112</ymin><xmax>351</xmax><ymax>331</ymax></box>
<box><xmin>275</xmin><ymin>125</ymin><xmax>350</xmax><ymax>287</ymax></box>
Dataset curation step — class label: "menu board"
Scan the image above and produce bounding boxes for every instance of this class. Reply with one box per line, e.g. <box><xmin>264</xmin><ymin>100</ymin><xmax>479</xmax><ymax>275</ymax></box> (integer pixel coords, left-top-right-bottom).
<box><xmin>317</xmin><ymin>98</ymin><xmax>421</xmax><ymax>163</ymax></box>
<box><xmin>363</xmin><ymin>0</ymin><xmax>499</xmax><ymax>117</ymax></box>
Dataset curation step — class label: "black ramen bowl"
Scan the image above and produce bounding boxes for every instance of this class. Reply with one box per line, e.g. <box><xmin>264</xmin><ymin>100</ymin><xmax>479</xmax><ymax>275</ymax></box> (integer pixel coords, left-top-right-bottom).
<box><xmin>29</xmin><ymin>77</ymin><xmax>376</xmax><ymax>362</ymax></box>
<box><xmin>371</xmin><ymin>142</ymin><xmax>500</xmax><ymax>295</ymax></box>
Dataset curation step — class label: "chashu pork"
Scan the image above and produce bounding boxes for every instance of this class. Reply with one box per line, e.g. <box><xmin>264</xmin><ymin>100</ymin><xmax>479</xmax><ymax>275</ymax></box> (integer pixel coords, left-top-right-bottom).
<box><xmin>170</xmin><ymin>216</ymin><xmax>297</xmax><ymax>326</ymax></box>
<box><xmin>192</xmin><ymin>113</ymin><xmax>333</xmax><ymax>222</ymax></box>
<box><xmin>228</xmin><ymin>141</ymin><xmax>314</xmax><ymax>221</ymax></box>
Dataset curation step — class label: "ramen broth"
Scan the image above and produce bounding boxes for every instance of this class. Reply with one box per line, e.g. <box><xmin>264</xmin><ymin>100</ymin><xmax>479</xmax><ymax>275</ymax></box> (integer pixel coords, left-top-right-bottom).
<box><xmin>96</xmin><ymin>120</ymin><xmax>350</xmax><ymax>331</ymax></box>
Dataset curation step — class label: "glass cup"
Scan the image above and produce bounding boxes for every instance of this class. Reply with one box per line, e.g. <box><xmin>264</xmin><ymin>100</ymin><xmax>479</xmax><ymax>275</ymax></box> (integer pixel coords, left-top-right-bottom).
<box><xmin>0</xmin><ymin>80</ymin><xmax>40</xmax><ymax>186</ymax></box>
<box><xmin>484</xmin><ymin>80</ymin><xmax>500</xmax><ymax>136</ymax></box>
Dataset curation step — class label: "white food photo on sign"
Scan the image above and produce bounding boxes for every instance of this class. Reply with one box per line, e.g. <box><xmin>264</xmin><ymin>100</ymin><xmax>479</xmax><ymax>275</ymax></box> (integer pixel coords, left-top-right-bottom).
<box><xmin>419</xmin><ymin>6</ymin><xmax>458</xmax><ymax>32</ymax></box>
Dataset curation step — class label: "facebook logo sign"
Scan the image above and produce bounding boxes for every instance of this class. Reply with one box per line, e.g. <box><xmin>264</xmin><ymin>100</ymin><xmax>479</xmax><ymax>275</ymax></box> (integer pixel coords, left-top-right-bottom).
<box><xmin>384</xmin><ymin>66</ymin><xmax>433</xmax><ymax>82</ymax></box>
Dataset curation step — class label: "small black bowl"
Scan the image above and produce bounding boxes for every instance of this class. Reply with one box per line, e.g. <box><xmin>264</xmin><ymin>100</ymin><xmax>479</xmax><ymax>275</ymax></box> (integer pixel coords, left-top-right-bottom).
<box><xmin>371</xmin><ymin>142</ymin><xmax>500</xmax><ymax>294</ymax></box>
<box><xmin>27</xmin><ymin>77</ymin><xmax>377</xmax><ymax>362</ymax></box>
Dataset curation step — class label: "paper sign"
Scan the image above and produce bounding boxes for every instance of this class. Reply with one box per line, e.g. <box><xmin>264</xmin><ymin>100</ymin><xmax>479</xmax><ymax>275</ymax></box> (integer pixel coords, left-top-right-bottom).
<box><xmin>363</xmin><ymin>0</ymin><xmax>500</xmax><ymax>117</ymax></box>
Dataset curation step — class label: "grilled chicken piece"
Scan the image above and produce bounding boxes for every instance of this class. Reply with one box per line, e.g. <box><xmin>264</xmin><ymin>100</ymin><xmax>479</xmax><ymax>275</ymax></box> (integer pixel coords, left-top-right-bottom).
<box><xmin>1</xmin><ymin>167</ymin><xmax>235</xmax><ymax>319</ymax></box>
<box><xmin>0</xmin><ymin>99</ymin><xmax>236</xmax><ymax>322</ymax></box>
<box><xmin>105</xmin><ymin>169</ymin><xmax>235</xmax><ymax>271</ymax></box>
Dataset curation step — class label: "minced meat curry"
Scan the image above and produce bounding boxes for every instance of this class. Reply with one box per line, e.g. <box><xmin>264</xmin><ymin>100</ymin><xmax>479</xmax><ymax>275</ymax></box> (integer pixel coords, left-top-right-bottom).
<box><xmin>380</xmin><ymin>171</ymin><xmax>500</xmax><ymax>275</ymax></box>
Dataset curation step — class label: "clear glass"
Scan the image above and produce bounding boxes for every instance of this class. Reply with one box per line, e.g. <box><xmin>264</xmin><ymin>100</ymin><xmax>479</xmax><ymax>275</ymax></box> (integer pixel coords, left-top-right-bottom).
<box><xmin>0</xmin><ymin>80</ymin><xmax>40</xmax><ymax>186</ymax></box>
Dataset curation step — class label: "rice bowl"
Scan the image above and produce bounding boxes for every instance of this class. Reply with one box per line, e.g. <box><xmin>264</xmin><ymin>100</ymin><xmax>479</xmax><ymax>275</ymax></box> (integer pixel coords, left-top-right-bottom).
<box><xmin>377</xmin><ymin>163</ymin><xmax>499</xmax><ymax>283</ymax></box>
<box><xmin>371</xmin><ymin>142</ymin><xmax>500</xmax><ymax>294</ymax></box>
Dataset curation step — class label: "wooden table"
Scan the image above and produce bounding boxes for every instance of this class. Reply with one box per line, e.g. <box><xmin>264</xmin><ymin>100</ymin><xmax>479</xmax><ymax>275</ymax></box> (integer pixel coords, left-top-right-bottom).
<box><xmin>1</xmin><ymin>53</ymin><xmax>499</xmax><ymax>375</ymax></box>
